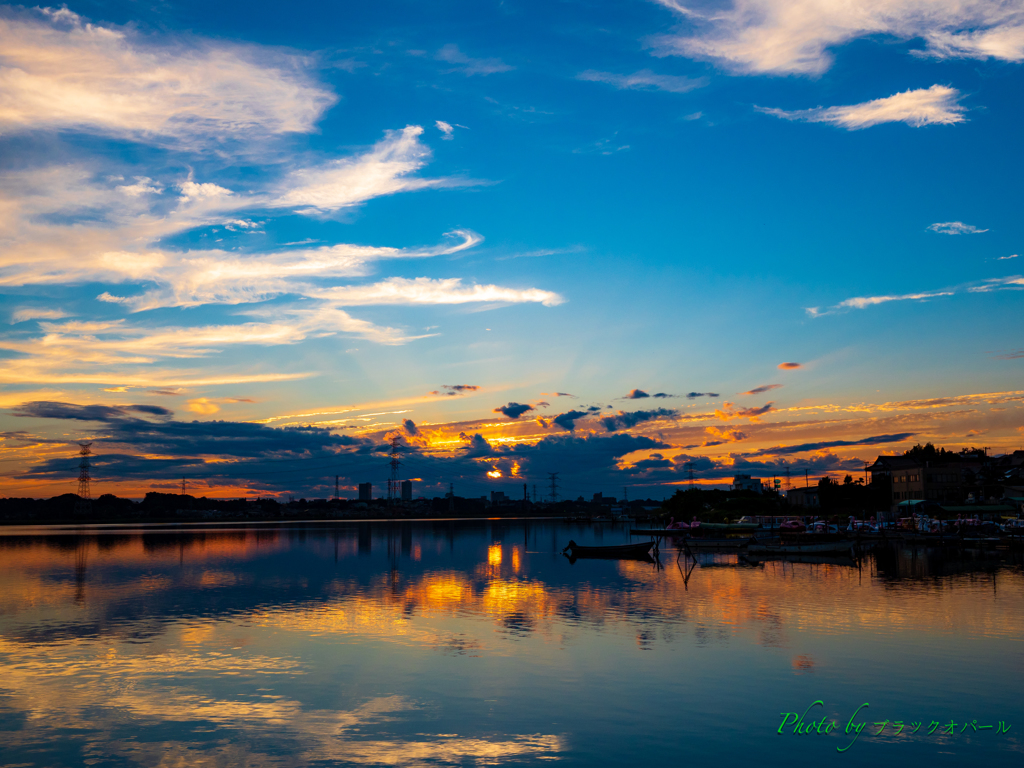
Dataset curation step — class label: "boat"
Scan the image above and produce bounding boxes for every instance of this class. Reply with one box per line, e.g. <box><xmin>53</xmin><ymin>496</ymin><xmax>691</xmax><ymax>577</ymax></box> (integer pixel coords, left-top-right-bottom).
<box><xmin>748</xmin><ymin>541</ymin><xmax>856</xmax><ymax>556</ymax></box>
<box><xmin>562</xmin><ymin>539</ymin><xmax>655</xmax><ymax>560</ymax></box>
<box><xmin>699</xmin><ymin>522</ymin><xmax>763</xmax><ymax>532</ymax></box>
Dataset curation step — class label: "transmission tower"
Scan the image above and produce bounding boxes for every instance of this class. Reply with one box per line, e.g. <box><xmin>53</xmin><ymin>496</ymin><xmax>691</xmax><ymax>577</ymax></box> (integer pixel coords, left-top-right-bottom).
<box><xmin>335</xmin><ymin>475</ymin><xmax>340</xmax><ymax>500</ymax></box>
<box><xmin>785</xmin><ymin>467</ymin><xmax>791</xmax><ymax>490</ymax></box>
<box><xmin>386</xmin><ymin>436</ymin><xmax>402</xmax><ymax>504</ymax></box>
<box><xmin>75</xmin><ymin>442</ymin><xmax>92</xmax><ymax>515</ymax></box>
<box><xmin>532</xmin><ymin>484</ymin><xmax>537</xmax><ymax>503</ymax></box>
<box><xmin>547</xmin><ymin>472</ymin><xmax>559</xmax><ymax>504</ymax></box>
<box><xmin>181</xmin><ymin>476</ymin><xmax>187</xmax><ymax>496</ymax></box>
<box><xmin>686</xmin><ymin>462</ymin><xmax>695</xmax><ymax>487</ymax></box>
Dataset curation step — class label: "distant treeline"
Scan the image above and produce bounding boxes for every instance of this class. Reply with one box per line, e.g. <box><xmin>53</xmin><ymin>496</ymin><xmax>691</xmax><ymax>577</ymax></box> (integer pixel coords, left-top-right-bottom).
<box><xmin>0</xmin><ymin>492</ymin><xmax>658</xmax><ymax>525</ymax></box>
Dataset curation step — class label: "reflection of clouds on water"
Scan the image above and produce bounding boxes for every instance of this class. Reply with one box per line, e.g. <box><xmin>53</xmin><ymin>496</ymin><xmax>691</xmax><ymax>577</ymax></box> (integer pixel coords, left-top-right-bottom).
<box><xmin>0</xmin><ymin>635</ymin><xmax>563</xmax><ymax>765</ymax></box>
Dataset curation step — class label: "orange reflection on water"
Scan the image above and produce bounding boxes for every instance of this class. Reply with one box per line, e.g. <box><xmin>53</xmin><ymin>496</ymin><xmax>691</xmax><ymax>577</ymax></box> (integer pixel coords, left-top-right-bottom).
<box><xmin>487</xmin><ymin>543</ymin><xmax>502</xmax><ymax>567</ymax></box>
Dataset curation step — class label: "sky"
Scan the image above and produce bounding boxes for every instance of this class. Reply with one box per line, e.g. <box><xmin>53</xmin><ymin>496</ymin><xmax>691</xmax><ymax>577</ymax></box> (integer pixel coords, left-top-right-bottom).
<box><xmin>0</xmin><ymin>0</ymin><xmax>1022</xmax><ymax>501</ymax></box>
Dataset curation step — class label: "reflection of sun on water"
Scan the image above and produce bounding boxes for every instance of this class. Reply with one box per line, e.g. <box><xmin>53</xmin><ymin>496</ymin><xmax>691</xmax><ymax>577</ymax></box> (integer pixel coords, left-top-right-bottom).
<box><xmin>512</xmin><ymin>545</ymin><xmax>521</xmax><ymax>574</ymax></box>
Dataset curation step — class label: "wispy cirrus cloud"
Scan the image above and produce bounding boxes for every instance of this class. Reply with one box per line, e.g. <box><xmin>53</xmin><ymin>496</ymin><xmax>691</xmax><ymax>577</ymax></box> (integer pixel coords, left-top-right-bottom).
<box><xmin>746</xmin><ymin>432</ymin><xmax>916</xmax><ymax>456</ymax></box>
<box><xmin>809</xmin><ymin>273</ymin><xmax>1024</xmax><ymax>316</ymax></box>
<box><xmin>274</xmin><ymin>126</ymin><xmax>474</xmax><ymax>212</ymax></box>
<box><xmin>0</xmin><ymin>7</ymin><xmax>335</xmax><ymax>145</ymax></box>
<box><xmin>10</xmin><ymin>308</ymin><xmax>68</xmax><ymax>323</ymax></box>
<box><xmin>758</xmin><ymin>86</ymin><xmax>965</xmax><ymax>129</ymax></box>
<box><xmin>968</xmin><ymin>275</ymin><xmax>1024</xmax><ymax>293</ymax></box>
<box><xmin>313</xmin><ymin>277</ymin><xmax>563</xmax><ymax>308</ymax></box>
<box><xmin>928</xmin><ymin>221</ymin><xmax>989</xmax><ymax>234</ymax></box>
<box><xmin>436</xmin><ymin>44</ymin><xmax>513</xmax><ymax>76</ymax></box>
<box><xmin>577</xmin><ymin>69</ymin><xmax>706</xmax><ymax>93</ymax></box>
<box><xmin>808</xmin><ymin>289</ymin><xmax>955</xmax><ymax>317</ymax></box>
<box><xmin>740</xmin><ymin>384</ymin><xmax>782</xmax><ymax>396</ymax></box>
<box><xmin>651</xmin><ymin>0</ymin><xmax>1024</xmax><ymax>75</ymax></box>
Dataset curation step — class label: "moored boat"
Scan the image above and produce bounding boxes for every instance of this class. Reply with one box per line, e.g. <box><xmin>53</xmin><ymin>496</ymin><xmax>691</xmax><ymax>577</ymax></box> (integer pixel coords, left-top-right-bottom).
<box><xmin>563</xmin><ymin>539</ymin><xmax>655</xmax><ymax>560</ymax></box>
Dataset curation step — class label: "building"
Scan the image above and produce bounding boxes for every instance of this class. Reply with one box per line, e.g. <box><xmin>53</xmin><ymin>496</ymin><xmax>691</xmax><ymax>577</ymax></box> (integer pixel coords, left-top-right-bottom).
<box><xmin>490</xmin><ymin>491</ymin><xmax>509</xmax><ymax>505</ymax></box>
<box><xmin>786</xmin><ymin>486</ymin><xmax>820</xmax><ymax>508</ymax></box>
<box><xmin>732</xmin><ymin>474</ymin><xmax>761</xmax><ymax>493</ymax></box>
<box><xmin>401</xmin><ymin>480</ymin><xmax>412</xmax><ymax>502</ymax></box>
<box><xmin>592</xmin><ymin>492</ymin><xmax>615</xmax><ymax>504</ymax></box>
<box><xmin>358</xmin><ymin>482</ymin><xmax>372</xmax><ymax>502</ymax></box>
<box><xmin>868</xmin><ymin>456</ymin><xmax>967</xmax><ymax>514</ymax></box>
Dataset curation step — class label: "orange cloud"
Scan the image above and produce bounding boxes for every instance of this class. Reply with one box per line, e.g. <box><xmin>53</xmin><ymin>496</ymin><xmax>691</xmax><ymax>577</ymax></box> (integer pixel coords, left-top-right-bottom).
<box><xmin>778</xmin><ymin>362</ymin><xmax>802</xmax><ymax>370</ymax></box>
<box><xmin>714</xmin><ymin>402</ymin><xmax>774</xmax><ymax>423</ymax></box>
<box><xmin>704</xmin><ymin>426</ymin><xmax>747</xmax><ymax>443</ymax></box>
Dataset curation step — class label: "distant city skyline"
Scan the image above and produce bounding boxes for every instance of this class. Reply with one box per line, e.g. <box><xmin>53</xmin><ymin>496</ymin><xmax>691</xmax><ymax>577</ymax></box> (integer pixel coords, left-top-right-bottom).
<box><xmin>1</xmin><ymin>1</ymin><xmax>1022</xmax><ymax>499</ymax></box>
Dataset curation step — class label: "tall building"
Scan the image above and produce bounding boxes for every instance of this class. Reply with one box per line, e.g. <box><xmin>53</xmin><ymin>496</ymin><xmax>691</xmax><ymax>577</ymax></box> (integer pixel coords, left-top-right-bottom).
<box><xmin>358</xmin><ymin>482</ymin><xmax>372</xmax><ymax>502</ymax></box>
<box><xmin>401</xmin><ymin>480</ymin><xmax>412</xmax><ymax>501</ymax></box>
<box><xmin>732</xmin><ymin>474</ymin><xmax>762</xmax><ymax>493</ymax></box>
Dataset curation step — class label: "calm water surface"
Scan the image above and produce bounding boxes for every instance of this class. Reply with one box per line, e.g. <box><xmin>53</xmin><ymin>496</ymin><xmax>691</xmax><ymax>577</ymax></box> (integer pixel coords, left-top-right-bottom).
<box><xmin>1</xmin><ymin>519</ymin><xmax>1022</xmax><ymax>767</ymax></box>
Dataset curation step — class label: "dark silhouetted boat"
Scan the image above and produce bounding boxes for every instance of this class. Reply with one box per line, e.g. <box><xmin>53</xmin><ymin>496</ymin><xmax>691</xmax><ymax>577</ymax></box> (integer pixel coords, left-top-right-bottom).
<box><xmin>562</xmin><ymin>539</ymin><xmax>655</xmax><ymax>560</ymax></box>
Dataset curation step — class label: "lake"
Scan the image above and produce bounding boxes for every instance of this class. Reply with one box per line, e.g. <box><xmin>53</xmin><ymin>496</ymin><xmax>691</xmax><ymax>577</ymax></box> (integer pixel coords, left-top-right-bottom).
<box><xmin>0</xmin><ymin>519</ymin><xmax>1021</xmax><ymax>767</ymax></box>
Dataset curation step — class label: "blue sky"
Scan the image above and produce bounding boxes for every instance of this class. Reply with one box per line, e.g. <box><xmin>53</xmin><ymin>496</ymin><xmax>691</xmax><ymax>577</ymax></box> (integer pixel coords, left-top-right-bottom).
<box><xmin>1</xmin><ymin>1</ymin><xmax>1022</xmax><ymax>499</ymax></box>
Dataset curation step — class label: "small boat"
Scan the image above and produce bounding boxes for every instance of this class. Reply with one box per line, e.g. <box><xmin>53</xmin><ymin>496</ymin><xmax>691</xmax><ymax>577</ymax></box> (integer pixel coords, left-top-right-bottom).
<box><xmin>748</xmin><ymin>541</ymin><xmax>855</xmax><ymax>556</ymax></box>
<box><xmin>700</xmin><ymin>522</ymin><xmax>763</xmax><ymax>532</ymax></box>
<box><xmin>562</xmin><ymin>539</ymin><xmax>655</xmax><ymax>560</ymax></box>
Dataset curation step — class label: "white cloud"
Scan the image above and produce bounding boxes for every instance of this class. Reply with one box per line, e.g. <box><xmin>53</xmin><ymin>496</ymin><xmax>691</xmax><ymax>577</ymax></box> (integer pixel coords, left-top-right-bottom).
<box><xmin>10</xmin><ymin>308</ymin><xmax>68</xmax><ymax>323</ymax></box>
<box><xmin>577</xmin><ymin>69</ymin><xmax>707</xmax><ymax>93</ymax></box>
<box><xmin>808</xmin><ymin>289</ymin><xmax>954</xmax><ymax>316</ymax></box>
<box><xmin>0</xmin><ymin>8</ymin><xmax>335</xmax><ymax>143</ymax></box>
<box><xmin>928</xmin><ymin>221</ymin><xmax>989</xmax><ymax>234</ymax></box>
<box><xmin>436</xmin><ymin>120</ymin><xmax>455</xmax><ymax>139</ymax></box>
<box><xmin>0</xmin><ymin>129</ymin><xmax>475</xmax><ymax>290</ymax></box>
<box><xmin>436</xmin><ymin>44</ymin><xmax>513</xmax><ymax>75</ymax></box>
<box><xmin>116</xmin><ymin>177</ymin><xmax>162</xmax><ymax>197</ymax></box>
<box><xmin>810</xmin><ymin>271</ymin><xmax>1024</xmax><ymax>316</ymax></box>
<box><xmin>312</xmin><ymin>277</ymin><xmax>565</xmax><ymax>307</ymax></box>
<box><xmin>758</xmin><ymin>86</ymin><xmax>965</xmax><ymax>129</ymax></box>
<box><xmin>652</xmin><ymin>0</ymin><xmax>1024</xmax><ymax>75</ymax></box>
<box><xmin>97</xmin><ymin>230</ymin><xmax>484</xmax><ymax>312</ymax></box>
<box><xmin>968</xmin><ymin>275</ymin><xmax>1024</xmax><ymax>292</ymax></box>
<box><xmin>275</xmin><ymin>126</ymin><xmax>468</xmax><ymax>213</ymax></box>
<box><xmin>996</xmin><ymin>254</ymin><xmax>1018</xmax><ymax>260</ymax></box>
<box><xmin>179</xmin><ymin>180</ymin><xmax>233</xmax><ymax>201</ymax></box>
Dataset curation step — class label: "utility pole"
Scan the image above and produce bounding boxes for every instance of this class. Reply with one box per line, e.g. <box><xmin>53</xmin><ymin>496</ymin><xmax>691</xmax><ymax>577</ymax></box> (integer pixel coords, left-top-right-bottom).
<box><xmin>335</xmin><ymin>475</ymin><xmax>340</xmax><ymax>500</ymax></box>
<box><xmin>805</xmin><ymin>469</ymin><xmax>809</xmax><ymax>488</ymax></box>
<box><xmin>387</xmin><ymin>436</ymin><xmax>401</xmax><ymax>504</ymax></box>
<box><xmin>785</xmin><ymin>467</ymin><xmax>791</xmax><ymax>490</ymax></box>
<box><xmin>686</xmin><ymin>462</ymin><xmax>694</xmax><ymax>487</ymax></box>
<box><xmin>547</xmin><ymin>472</ymin><xmax>559</xmax><ymax>504</ymax></box>
<box><xmin>532</xmin><ymin>484</ymin><xmax>537</xmax><ymax>503</ymax></box>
